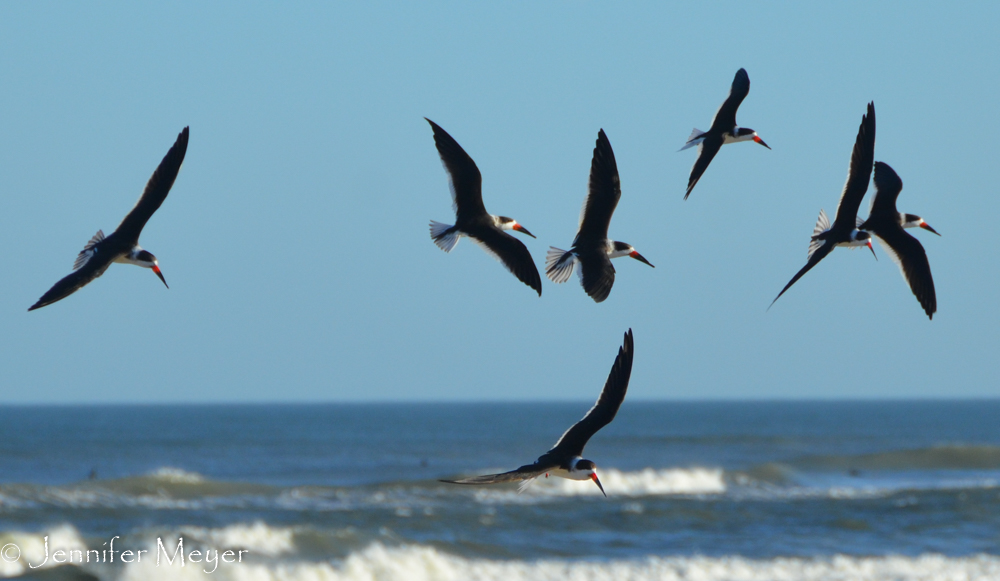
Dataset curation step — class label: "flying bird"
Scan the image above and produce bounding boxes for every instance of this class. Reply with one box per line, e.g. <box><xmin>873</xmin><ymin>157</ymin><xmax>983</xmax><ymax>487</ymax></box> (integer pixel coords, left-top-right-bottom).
<box><xmin>857</xmin><ymin>162</ymin><xmax>937</xmax><ymax>319</ymax></box>
<box><xmin>546</xmin><ymin>129</ymin><xmax>654</xmax><ymax>303</ymax></box>
<box><xmin>680</xmin><ymin>68</ymin><xmax>770</xmax><ymax>200</ymax></box>
<box><xmin>426</xmin><ymin>119</ymin><xmax>542</xmax><ymax>296</ymax></box>
<box><xmin>770</xmin><ymin>103</ymin><xmax>877</xmax><ymax>309</ymax></box>
<box><xmin>441</xmin><ymin>328</ymin><xmax>634</xmax><ymax>496</ymax></box>
<box><xmin>29</xmin><ymin>127</ymin><xmax>189</xmax><ymax>311</ymax></box>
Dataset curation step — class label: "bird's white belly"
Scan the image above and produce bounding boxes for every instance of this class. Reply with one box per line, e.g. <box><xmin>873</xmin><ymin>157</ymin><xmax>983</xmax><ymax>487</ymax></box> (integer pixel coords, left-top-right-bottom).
<box><xmin>722</xmin><ymin>133</ymin><xmax>755</xmax><ymax>145</ymax></box>
<box><xmin>545</xmin><ymin>467</ymin><xmax>590</xmax><ymax>481</ymax></box>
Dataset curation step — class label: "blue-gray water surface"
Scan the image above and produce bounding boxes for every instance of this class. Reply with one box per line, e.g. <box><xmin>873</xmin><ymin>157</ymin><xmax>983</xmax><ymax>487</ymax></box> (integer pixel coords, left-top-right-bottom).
<box><xmin>0</xmin><ymin>401</ymin><xmax>997</xmax><ymax>580</ymax></box>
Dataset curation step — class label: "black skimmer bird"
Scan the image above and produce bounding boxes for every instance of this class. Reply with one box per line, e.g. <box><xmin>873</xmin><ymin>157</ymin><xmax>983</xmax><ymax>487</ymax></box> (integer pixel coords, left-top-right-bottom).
<box><xmin>546</xmin><ymin>129</ymin><xmax>654</xmax><ymax>303</ymax></box>
<box><xmin>29</xmin><ymin>127</ymin><xmax>189</xmax><ymax>311</ymax></box>
<box><xmin>770</xmin><ymin>103</ymin><xmax>877</xmax><ymax>309</ymax></box>
<box><xmin>442</xmin><ymin>328</ymin><xmax>633</xmax><ymax>496</ymax></box>
<box><xmin>857</xmin><ymin>162</ymin><xmax>938</xmax><ymax>319</ymax></box>
<box><xmin>426</xmin><ymin>119</ymin><xmax>542</xmax><ymax>296</ymax></box>
<box><xmin>680</xmin><ymin>68</ymin><xmax>770</xmax><ymax>200</ymax></box>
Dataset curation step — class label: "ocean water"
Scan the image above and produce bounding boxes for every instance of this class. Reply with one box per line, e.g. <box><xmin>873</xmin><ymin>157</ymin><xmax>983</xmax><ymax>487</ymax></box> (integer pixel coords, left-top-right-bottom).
<box><xmin>0</xmin><ymin>401</ymin><xmax>998</xmax><ymax>580</ymax></box>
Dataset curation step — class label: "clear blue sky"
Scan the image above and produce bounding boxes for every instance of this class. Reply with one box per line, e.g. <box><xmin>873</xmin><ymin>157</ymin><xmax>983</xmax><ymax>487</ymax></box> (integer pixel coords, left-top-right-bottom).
<box><xmin>1</xmin><ymin>3</ymin><xmax>997</xmax><ymax>403</ymax></box>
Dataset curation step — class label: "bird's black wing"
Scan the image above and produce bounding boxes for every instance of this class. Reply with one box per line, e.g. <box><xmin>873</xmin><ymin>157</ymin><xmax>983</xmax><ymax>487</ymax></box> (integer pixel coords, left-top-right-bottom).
<box><xmin>684</xmin><ymin>134</ymin><xmax>723</xmax><ymax>200</ymax></box>
<box><xmin>866</xmin><ymin>161</ymin><xmax>903</xmax><ymax>221</ymax></box>
<box><xmin>426</xmin><ymin>119</ymin><xmax>487</xmax><ymax>223</ymax></box>
<box><xmin>578</xmin><ymin>250</ymin><xmax>615</xmax><ymax>303</ymax></box>
<box><xmin>115</xmin><ymin>127</ymin><xmax>190</xmax><ymax>244</ymax></box>
<box><xmin>869</xmin><ymin>223</ymin><xmax>936</xmax><ymax>319</ymax></box>
<box><xmin>28</xmin><ymin>256</ymin><xmax>114</xmax><ymax>311</ymax></box>
<box><xmin>548</xmin><ymin>329</ymin><xmax>634</xmax><ymax>458</ymax></box>
<box><xmin>575</xmin><ymin>129</ymin><xmax>621</xmax><ymax>244</ymax></box>
<box><xmin>832</xmin><ymin>103</ymin><xmax>875</xmax><ymax>232</ymax></box>
<box><xmin>769</xmin><ymin>240</ymin><xmax>836</xmax><ymax>309</ymax></box>
<box><xmin>470</xmin><ymin>226</ymin><xmax>543</xmax><ymax>295</ymax></box>
<box><xmin>709</xmin><ymin>68</ymin><xmax>750</xmax><ymax>133</ymax></box>
<box><xmin>440</xmin><ymin>460</ymin><xmax>557</xmax><ymax>486</ymax></box>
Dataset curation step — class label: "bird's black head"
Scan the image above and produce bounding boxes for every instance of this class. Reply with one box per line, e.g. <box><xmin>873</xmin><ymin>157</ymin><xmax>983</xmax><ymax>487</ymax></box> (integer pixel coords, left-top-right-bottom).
<box><xmin>132</xmin><ymin>249</ymin><xmax>168</xmax><ymax>288</ymax></box>
<box><xmin>613</xmin><ymin>241</ymin><xmax>654</xmax><ymax>268</ymax></box>
<box><xmin>573</xmin><ymin>458</ymin><xmax>606</xmax><ymax>497</ymax></box>
<box><xmin>495</xmin><ymin>216</ymin><xmax>535</xmax><ymax>238</ymax></box>
<box><xmin>904</xmin><ymin>213</ymin><xmax>941</xmax><ymax>236</ymax></box>
<box><xmin>736</xmin><ymin>127</ymin><xmax>771</xmax><ymax>149</ymax></box>
<box><xmin>135</xmin><ymin>249</ymin><xmax>156</xmax><ymax>264</ymax></box>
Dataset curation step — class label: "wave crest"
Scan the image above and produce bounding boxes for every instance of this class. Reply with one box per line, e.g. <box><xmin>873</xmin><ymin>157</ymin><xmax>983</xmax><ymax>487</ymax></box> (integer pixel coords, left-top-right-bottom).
<box><xmin>146</xmin><ymin>467</ymin><xmax>206</xmax><ymax>484</ymax></box>
<box><xmin>114</xmin><ymin>542</ymin><xmax>1000</xmax><ymax>581</ymax></box>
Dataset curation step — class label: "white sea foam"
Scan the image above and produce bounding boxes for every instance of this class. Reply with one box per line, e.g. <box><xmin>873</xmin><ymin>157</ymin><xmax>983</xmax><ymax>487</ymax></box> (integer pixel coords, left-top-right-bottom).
<box><xmin>0</xmin><ymin>524</ymin><xmax>86</xmax><ymax>577</ymax></box>
<box><xmin>147</xmin><ymin>467</ymin><xmax>206</xmax><ymax>484</ymax></box>
<box><xmin>559</xmin><ymin>467</ymin><xmax>727</xmax><ymax>496</ymax></box>
<box><xmin>179</xmin><ymin>522</ymin><xmax>295</xmax><ymax>557</ymax></box>
<box><xmin>113</xmin><ymin>542</ymin><xmax>1000</xmax><ymax>581</ymax></box>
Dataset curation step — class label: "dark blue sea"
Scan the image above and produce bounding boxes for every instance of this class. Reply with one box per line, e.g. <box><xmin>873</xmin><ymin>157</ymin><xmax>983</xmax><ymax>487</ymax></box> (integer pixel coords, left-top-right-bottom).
<box><xmin>0</xmin><ymin>402</ymin><xmax>998</xmax><ymax>580</ymax></box>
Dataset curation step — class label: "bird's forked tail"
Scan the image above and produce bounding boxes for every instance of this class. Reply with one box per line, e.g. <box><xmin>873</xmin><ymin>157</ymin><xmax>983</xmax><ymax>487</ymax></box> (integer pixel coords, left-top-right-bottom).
<box><xmin>545</xmin><ymin>247</ymin><xmax>577</xmax><ymax>284</ymax></box>
<box><xmin>679</xmin><ymin>128</ymin><xmax>707</xmax><ymax>151</ymax></box>
<box><xmin>807</xmin><ymin>209</ymin><xmax>831</xmax><ymax>260</ymax></box>
<box><xmin>430</xmin><ymin>221</ymin><xmax>460</xmax><ymax>253</ymax></box>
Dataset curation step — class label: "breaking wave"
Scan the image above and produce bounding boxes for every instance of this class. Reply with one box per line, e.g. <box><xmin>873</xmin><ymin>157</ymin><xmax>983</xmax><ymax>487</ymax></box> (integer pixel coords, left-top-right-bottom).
<box><xmin>114</xmin><ymin>542</ymin><xmax>1000</xmax><ymax>581</ymax></box>
<box><xmin>2</xmin><ymin>523</ymin><xmax>998</xmax><ymax>581</ymax></box>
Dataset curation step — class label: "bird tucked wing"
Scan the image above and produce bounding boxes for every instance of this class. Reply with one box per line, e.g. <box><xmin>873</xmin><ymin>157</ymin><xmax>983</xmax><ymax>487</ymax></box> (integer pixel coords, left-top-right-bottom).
<box><xmin>426</xmin><ymin>119</ymin><xmax>487</xmax><ymax>222</ymax></box>
<box><xmin>867</xmin><ymin>161</ymin><xmax>903</xmax><ymax>220</ymax></box>
<box><xmin>833</xmin><ymin>103</ymin><xmax>875</xmax><ymax>231</ymax></box>
<box><xmin>115</xmin><ymin>127</ymin><xmax>190</xmax><ymax>244</ymax></box>
<box><xmin>575</xmin><ymin>129</ymin><xmax>621</xmax><ymax>243</ymax></box>
<box><xmin>709</xmin><ymin>68</ymin><xmax>750</xmax><ymax>133</ymax></box>
<box><xmin>471</xmin><ymin>226</ymin><xmax>543</xmax><ymax>296</ymax></box>
<box><xmin>578</xmin><ymin>250</ymin><xmax>615</xmax><ymax>303</ymax></box>
<box><xmin>684</xmin><ymin>135</ymin><xmax>722</xmax><ymax>200</ymax></box>
<box><xmin>769</xmin><ymin>240</ymin><xmax>835</xmax><ymax>309</ymax></box>
<box><xmin>871</xmin><ymin>225</ymin><xmax>936</xmax><ymax>319</ymax></box>
<box><xmin>549</xmin><ymin>329</ymin><xmax>634</xmax><ymax>458</ymax></box>
<box><xmin>441</xmin><ymin>462</ymin><xmax>554</xmax><ymax>486</ymax></box>
<box><xmin>28</xmin><ymin>257</ymin><xmax>114</xmax><ymax>311</ymax></box>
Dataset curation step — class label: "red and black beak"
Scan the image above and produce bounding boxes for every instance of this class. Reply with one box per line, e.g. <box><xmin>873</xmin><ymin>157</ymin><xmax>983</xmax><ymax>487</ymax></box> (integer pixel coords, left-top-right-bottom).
<box><xmin>866</xmin><ymin>240</ymin><xmax>877</xmax><ymax>261</ymax></box>
<box><xmin>152</xmin><ymin>265</ymin><xmax>169</xmax><ymax>288</ymax></box>
<box><xmin>629</xmin><ymin>250</ymin><xmax>654</xmax><ymax>268</ymax></box>
<box><xmin>753</xmin><ymin>135</ymin><xmax>771</xmax><ymax>150</ymax></box>
<box><xmin>513</xmin><ymin>224</ymin><xmax>536</xmax><ymax>238</ymax></box>
<box><xmin>591</xmin><ymin>472</ymin><xmax>606</xmax><ymax>497</ymax></box>
<box><xmin>920</xmin><ymin>222</ymin><xmax>941</xmax><ymax>236</ymax></box>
